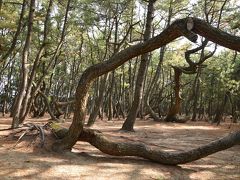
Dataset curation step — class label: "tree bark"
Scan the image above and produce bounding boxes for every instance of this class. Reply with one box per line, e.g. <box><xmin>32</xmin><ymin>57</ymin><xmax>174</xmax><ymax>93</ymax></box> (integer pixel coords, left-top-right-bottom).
<box><xmin>107</xmin><ymin>72</ymin><xmax>115</xmax><ymax>121</ymax></box>
<box><xmin>19</xmin><ymin>0</ymin><xmax>53</xmax><ymax>123</ymax></box>
<box><xmin>165</xmin><ymin>67</ymin><xmax>182</xmax><ymax>122</ymax></box>
<box><xmin>213</xmin><ymin>91</ymin><xmax>229</xmax><ymax>125</ymax></box>
<box><xmin>50</xmin><ymin>123</ymin><xmax>240</xmax><ymax>165</ymax></box>
<box><xmin>15</xmin><ymin>0</ymin><xmax>71</xmax><ymax>125</ymax></box>
<box><xmin>145</xmin><ymin>46</ymin><xmax>165</xmax><ymax>121</ymax></box>
<box><xmin>52</xmin><ymin>17</ymin><xmax>240</xmax><ymax>151</ymax></box>
<box><xmin>121</xmin><ymin>0</ymin><xmax>156</xmax><ymax>131</ymax></box>
<box><xmin>11</xmin><ymin>0</ymin><xmax>35</xmax><ymax>128</ymax></box>
<box><xmin>87</xmin><ymin>74</ymin><xmax>108</xmax><ymax>126</ymax></box>
<box><xmin>37</xmin><ymin>90</ymin><xmax>59</xmax><ymax>122</ymax></box>
<box><xmin>191</xmin><ymin>68</ymin><xmax>202</xmax><ymax>121</ymax></box>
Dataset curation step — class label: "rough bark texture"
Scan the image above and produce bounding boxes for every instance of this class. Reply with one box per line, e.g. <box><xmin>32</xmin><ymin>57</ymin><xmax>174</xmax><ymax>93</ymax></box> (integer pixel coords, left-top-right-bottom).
<box><xmin>49</xmin><ymin>122</ymin><xmax>240</xmax><ymax>165</ymax></box>
<box><xmin>53</xmin><ymin>17</ymin><xmax>240</xmax><ymax>151</ymax></box>
<box><xmin>121</xmin><ymin>0</ymin><xmax>156</xmax><ymax>131</ymax></box>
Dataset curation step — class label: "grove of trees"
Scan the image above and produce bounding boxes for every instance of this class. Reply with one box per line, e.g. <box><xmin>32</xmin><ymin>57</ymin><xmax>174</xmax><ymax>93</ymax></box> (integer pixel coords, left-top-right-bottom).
<box><xmin>0</xmin><ymin>0</ymin><xmax>240</xmax><ymax>165</ymax></box>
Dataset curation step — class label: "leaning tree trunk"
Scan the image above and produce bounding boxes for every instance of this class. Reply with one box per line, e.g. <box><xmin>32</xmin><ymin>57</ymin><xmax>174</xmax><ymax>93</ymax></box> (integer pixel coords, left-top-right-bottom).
<box><xmin>145</xmin><ymin>0</ymin><xmax>173</xmax><ymax>122</ymax></box>
<box><xmin>1</xmin><ymin>0</ymin><xmax>27</xmax><ymax>65</ymax></box>
<box><xmin>38</xmin><ymin>90</ymin><xmax>59</xmax><ymax>122</ymax></box>
<box><xmin>52</xmin><ymin>17</ymin><xmax>240</xmax><ymax>152</ymax></box>
<box><xmin>11</xmin><ymin>0</ymin><xmax>35</xmax><ymax>128</ymax></box>
<box><xmin>50</xmin><ymin>122</ymin><xmax>240</xmax><ymax>165</ymax></box>
<box><xmin>19</xmin><ymin>0</ymin><xmax>53</xmax><ymax>124</ymax></box>
<box><xmin>145</xmin><ymin>46</ymin><xmax>165</xmax><ymax>121</ymax></box>
<box><xmin>121</xmin><ymin>0</ymin><xmax>156</xmax><ymax>131</ymax></box>
<box><xmin>87</xmin><ymin>74</ymin><xmax>108</xmax><ymax>126</ymax></box>
<box><xmin>18</xmin><ymin>0</ymin><xmax>70</xmax><ymax>124</ymax></box>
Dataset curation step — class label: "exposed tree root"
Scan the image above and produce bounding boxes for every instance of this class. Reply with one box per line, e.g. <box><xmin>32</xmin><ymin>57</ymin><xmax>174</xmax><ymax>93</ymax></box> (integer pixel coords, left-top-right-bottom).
<box><xmin>11</xmin><ymin>123</ymin><xmax>50</xmax><ymax>148</ymax></box>
<box><xmin>48</xmin><ymin>122</ymin><xmax>240</xmax><ymax>165</ymax></box>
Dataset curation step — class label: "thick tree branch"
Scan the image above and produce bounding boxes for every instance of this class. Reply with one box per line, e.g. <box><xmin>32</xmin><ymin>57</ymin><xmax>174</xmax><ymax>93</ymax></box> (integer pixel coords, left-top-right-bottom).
<box><xmin>50</xmin><ymin>123</ymin><xmax>240</xmax><ymax>165</ymax></box>
<box><xmin>192</xmin><ymin>18</ymin><xmax>240</xmax><ymax>51</ymax></box>
<box><xmin>79</xmin><ymin>129</ymin><xmax>240</xmax><ymax>165</ymax></box>
<box><xmin>53</xmin><ymin>17</ymin><xmax>240</xmax><ymax>151</ymax></box>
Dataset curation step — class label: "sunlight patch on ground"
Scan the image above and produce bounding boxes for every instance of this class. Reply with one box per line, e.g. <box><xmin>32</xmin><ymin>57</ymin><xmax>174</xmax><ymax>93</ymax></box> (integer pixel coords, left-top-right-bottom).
<box><xmin>49</xmin><ymin>164</ymin><xmax>137</xmax><ymax>179</ymax></box>
<box><xmin>0</xmin><ymin>117</ymin><xmax>239</xmax><ymax>180</ymax></box>
<box><xmin>141</xmin><ymin>168</ymin><xmax>166</xmax><ymax>179</ymax></box>
<box><xmin>6</xmin><ymin>168</ymin><xmax>40</xmax><ymax>178</ymax></box>
<box><xmin>184</xmin><ymin>164</ymin><xmax>218</xmax><ymax>169</ymax></box>
<box><xmin>51</xmin><ymin>165</ymin><xmax>92</xmax><ymax>174</ymax></box>
<box><xmin>32</xmin><ymin>156</ymin><xmax>66</xmax><ymax>163</ymax></box>
<box><xmin>189</xmin><ymin>170</ymin><xmax>216</xmax><ymax>179</ymax></box>
<box><xmin>161</xmin><ymin>125</ymin><xmax>219</xmax><ymax>130</ymax></box>
<box><xmin>224</xmin><ymin>165</ymin><xmax>237</xmax><ymax>169</ymax></box>
<box><xmin>0</xmin><ymin>124</ymin><xmax>10</xmax><ymax>128</ymax></box>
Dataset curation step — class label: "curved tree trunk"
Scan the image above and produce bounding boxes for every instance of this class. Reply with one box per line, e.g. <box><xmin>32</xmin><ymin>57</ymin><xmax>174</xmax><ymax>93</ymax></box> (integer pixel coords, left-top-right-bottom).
<box><xmin>50</xmin><ymin>123</ymin><xmax>240</xmax><ymax>165</ymax></box>
<box><xmin>38</xmin><ymin>90</ymin><xmax>59</xmax><ymax>122</ymax></box>
<box><xmin>165</xmin><ymin>67</ymin><xmax>182</xmax><ymax>122</ymax></box>
<box><xmin>52</xmin><ymin>17</ymin><xmax>240</xmax><ymax>152</ymax></box>
<box><xmin>145</xmin><ymin>0</ymin><xmax>173</xmax><ymax>122</ymax></box>
<box><xmin>80</xmin><ymin>130</ymin><xmax>240</xmax><ymax>165</ymax></box>
<box><xmin>145</xmin><ymin>46</ymin><xmax>165</xmax><ymax>121</ymax></box>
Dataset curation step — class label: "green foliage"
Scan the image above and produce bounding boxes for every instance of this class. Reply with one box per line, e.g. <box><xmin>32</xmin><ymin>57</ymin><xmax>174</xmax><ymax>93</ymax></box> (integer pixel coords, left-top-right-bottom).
<box><xmin>0</xmin><ymin>0</ymin><xmax>239</xmax><ymax>118</ymax></box>
<box><xmin>205</xmin><ymin>51</ymin><xmax>240</xmax><ymax>95</ymax></box>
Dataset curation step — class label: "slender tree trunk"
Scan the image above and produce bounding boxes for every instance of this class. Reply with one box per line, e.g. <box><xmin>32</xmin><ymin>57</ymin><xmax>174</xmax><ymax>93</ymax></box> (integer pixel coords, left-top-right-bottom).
<box><xmin>213</xmin><ymin>91</ymin><xmax>229</xmax><ymax>125</ymax></box>
<box><xmin>38</xmin><ymin>90</ymin><xmax>59</xmax><ymax>121</ymax></box>
<box><xmin>121</xmin><ymin>64</ymin><xmax>126</xmax><ymax>118</ymax></box>
<box><xmin>19</xmin><ymin>0</ymin><xmax>53</xmax><ymax>123</ymax></box>
<box><xmin>145</xmin><ymin>46</ymin><xmax>165</xmax><ymax>121</ymax></box>
<box><xmin>1</xmin><ymin>0</ymin><xmax>27</xmax><ymax>64</ymax></box>
<box><xmin>145</xmin><ymin>0</ymin><xmax>173</xmax><ymax>121</ymax></box>
<box><xmin>18</xmin><ymin>0</ymin><xmax>71</xmax><ymax>123</ymax></box>
<box><xmin>191</xmin><ymin>68</ymin><xmax>201</xmax><ymax>121</ymax></box>
<box><xmin>11</xmin><ymin>0</ymin><xmax>35</xmax><ymax>128</ymax></box>
<box><xmin>121</xmin><ymin>0</ymin><xmax>156</xmax><ymax>131</ymax></box>
<box><xmin>108</xmin><ymin>71</ymin><xmax>115</xmax><ymax>120</ymax></box>
<box><xmin>165</xmin><ymin>67</ymin><xmax>182</xmax><ymax>122</ymax></box>
<box><xmin>87</xmin><ymin>74</ymin><xmax>108</xmax><ymax>126</ymax></box>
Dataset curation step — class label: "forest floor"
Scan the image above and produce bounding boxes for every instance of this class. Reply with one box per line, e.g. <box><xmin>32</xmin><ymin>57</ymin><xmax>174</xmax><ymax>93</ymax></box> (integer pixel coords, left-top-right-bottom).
<box><xmin>0</xmin><ymin>115</ymin><xmax>240</xmax><ymax>180</ymax></box>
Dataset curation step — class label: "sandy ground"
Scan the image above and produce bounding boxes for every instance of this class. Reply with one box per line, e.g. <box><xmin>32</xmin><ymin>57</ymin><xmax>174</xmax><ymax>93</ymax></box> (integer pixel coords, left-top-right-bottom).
<box><xmin>0</xmin><ymin>115</ymin><xmax>240</xmax><ymax>180</ymax></box>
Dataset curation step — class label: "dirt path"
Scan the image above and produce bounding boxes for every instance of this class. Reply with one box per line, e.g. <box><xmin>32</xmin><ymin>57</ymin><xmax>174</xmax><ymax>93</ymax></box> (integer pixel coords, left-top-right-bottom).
<box><xmin>0</xmin><ymin>116</ymin><xmax>239</xmax><ymax>180</ymax></box>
